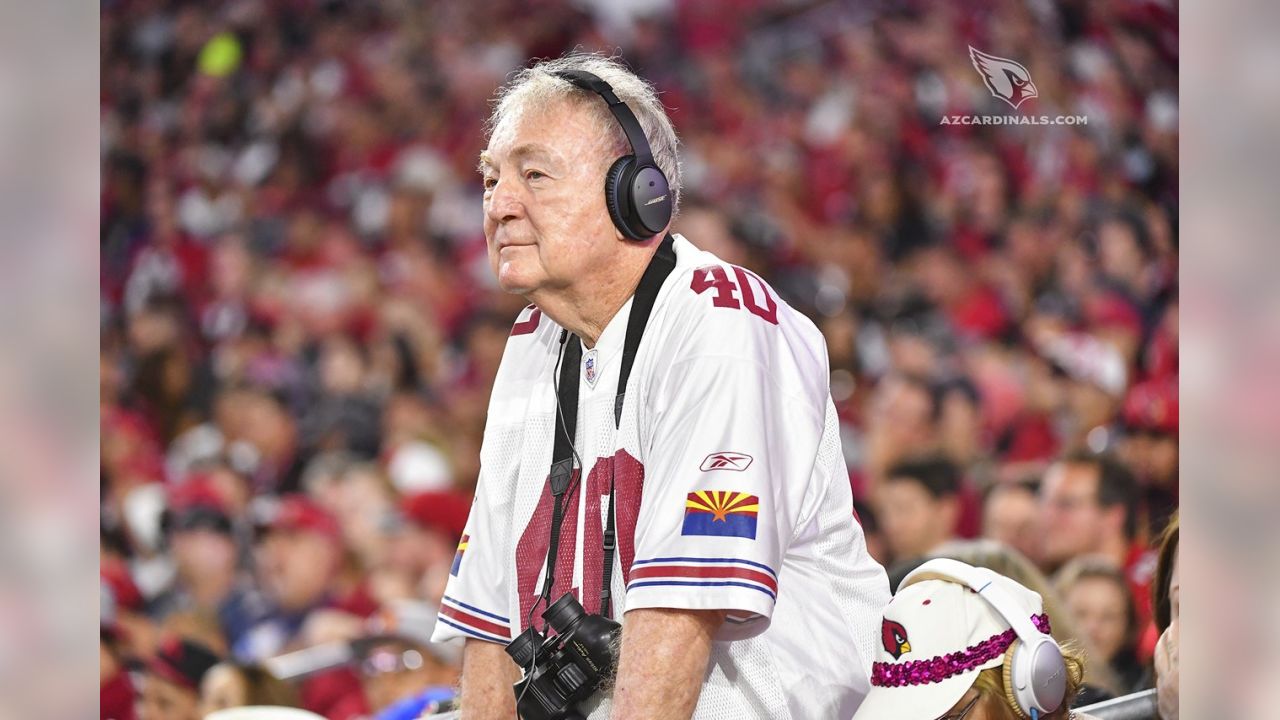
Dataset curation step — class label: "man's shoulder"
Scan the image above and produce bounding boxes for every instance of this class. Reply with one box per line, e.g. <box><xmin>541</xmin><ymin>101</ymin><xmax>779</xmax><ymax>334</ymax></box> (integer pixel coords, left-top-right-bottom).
<box><xmin>658</xmin><ymin>240</ymin><xmax>826</xmax><ymax>367</ymax></box>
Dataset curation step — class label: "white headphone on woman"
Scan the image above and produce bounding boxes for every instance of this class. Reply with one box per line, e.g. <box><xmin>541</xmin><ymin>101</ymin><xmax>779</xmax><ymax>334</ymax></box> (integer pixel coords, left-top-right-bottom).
<box><xmin>901</xmin><ymin>558</ymin><xmax>1067</xmax><ymax>719</ymax></box>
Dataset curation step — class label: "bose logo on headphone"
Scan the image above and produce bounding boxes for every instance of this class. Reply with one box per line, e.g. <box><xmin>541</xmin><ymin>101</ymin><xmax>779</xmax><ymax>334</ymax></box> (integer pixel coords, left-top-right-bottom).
<box><xmin>644</xmin><ymin>195</ymin><xmax>667</xmax><ymax>206</ymax></box>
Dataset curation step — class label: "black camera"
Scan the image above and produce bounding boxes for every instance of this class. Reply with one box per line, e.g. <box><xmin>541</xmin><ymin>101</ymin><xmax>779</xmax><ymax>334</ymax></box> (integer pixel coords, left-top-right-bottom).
<box><xmin>505</xmin><ymin>592</ymin><xmax>621</xmax><ymax>720</ymax></box>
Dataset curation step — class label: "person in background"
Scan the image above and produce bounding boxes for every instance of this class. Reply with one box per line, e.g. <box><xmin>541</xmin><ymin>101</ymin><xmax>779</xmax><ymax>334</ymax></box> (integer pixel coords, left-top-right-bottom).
<box><xmin>384</xmin><ymin>489</ymin><xmax>471</xmax><ymax>604</ymax></box>
<box><xmin>1151</xmin><ymin>514</ymin><xmax>1179</xmax><ymax>720</ymax></box>
<box><xmin>102</xmin><ymin>588</ymin><xmax>136</xmax><ymax>720</ymax></box>
<box><xmin>1056</xmin><ymin>556</ymin><xmax>1146</xmax><ymax>692</ymax></box>
<box><xmin>936</xmin><ymin>376</ymin><xmax>988</xmax><ymax>475</ymax></box>
<box><xmin>236</xmin><ymin>495</ymin><xmax>348</xmax><ymax>661</ymax></box>
<box><xmin>1118</xmin><ymin>377</ymin><xmax>1179</xmax><ymax>536</ymax></box>
<box><xmin>863</xmin><ymin>374</ymin><xmax>941</xmax><ymax>494</ymax></box>
<box><xmin>355</xmin><ymin>601</ymin><xmax>461</xmax><ymax>719</ymax></box>
<box><xmin>241</xmin><ymin>495</ymin><xmax>373</xmax><ymax>720</ymax></box>
<box><xmin>878</xmin><ymin>454</ymin><xmax>962</xmax><ymax>563</ymax></box>
<box><xmin>852</xmin><ymin>558</ymin><xmax>1097</xmax><ymax>720</ymax></box>
<box><xmin>199</xmin><ymin>661</ymin><xmax>301</xmax><ymax>716</ymax></box>
<box><xmin>152</xmin><ymin>477</ymin><xmax>244</xmax><ymax>620</ymax></box>
<box><xmin>982</xmin><ymin>480</ymin><xmax>1043</xmax><ymax>567</ymax></box>
<box><xmin>1039</xmin><ymin>451</ymin><xmax>1156</xmax><ymax>643</ymax></box>
<box><xmin>136</xmin><ymin>636</ymin><xmax>223</xmax><ymax>720</ymax></box>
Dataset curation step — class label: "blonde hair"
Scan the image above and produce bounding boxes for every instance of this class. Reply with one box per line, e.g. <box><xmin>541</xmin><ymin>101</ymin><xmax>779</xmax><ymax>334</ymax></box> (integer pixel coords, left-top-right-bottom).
<box><xmin>487</xmin><ymin>51</ymin><xmax>683</xmax><ymax>215</ymax></box>
<box><xmin>969</xmin><ymin>641</ymin><xmax>1086</xmax><ymax>720</ymax></box>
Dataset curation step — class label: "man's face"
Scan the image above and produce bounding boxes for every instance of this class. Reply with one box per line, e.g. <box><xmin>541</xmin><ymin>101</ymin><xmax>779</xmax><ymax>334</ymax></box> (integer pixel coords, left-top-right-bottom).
<box><xmin>982</xmin><ymin>485</ymin><xmax>1042</xmax><ymax>564</ymax></box>
<box><xmin>480</xmin><ymin>97</ymin><xmax>621</xmax><ymax>295</ymax></box>
<box><xmin>256</xmin><ymin>529</ymin><xmax>338</xmax><ymax>612</ymax></box>
<box><xmin>388</xmin><ymin>525</ymin><xmax>455</xmax><ymax>585</ymax></box>
<box><xmin>170</xmin><ymin>528</ymin><xmax>236</xmax><ymax>578</ymax></box>
<box><xmin>873</xmin><ymin>377</ymin><xmax>935</xmax><ymax>447</ymax></box>
<box><xmin>1039</xmin><ymin>463</ymin><xmax>1108</xmax><ymax>564</ymax></box>
<box><xmin>1064</xmin><ymin>576</ymin><xmax>1130</xmax><ymax>663</ymax></box>
<box><xmin>136</xmin><ymin>675</ymin><xmax>199</xmax><ymax>720</ymax></box>
<box><xmin>879</xmin><ymin>480</ymin><xmax>953</xmax><ymax>560</ymax></box>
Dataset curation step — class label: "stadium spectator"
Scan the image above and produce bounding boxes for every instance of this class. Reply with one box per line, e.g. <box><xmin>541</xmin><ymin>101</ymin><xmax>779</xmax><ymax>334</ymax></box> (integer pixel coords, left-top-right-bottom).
<box><xmin>101</xmin><ymin>589</ymin><xmax>136</xmax><ymax>720</ymax></box>
<box><xmin>863</xmin><ymin>374</ymin><xmax>941</xmax><ymax>493</ymax></box>
<box><xmin>1120</xmin><ymin>375</ymin><xmax>1179</xmax><ymax>535</ymax></box>
<box><xmin>150</xmin><ymin>476</ymin><xmax>244</xmax><ymax>620</ymax></box>
<box><xmin>1152</xmin><ymin>514</ymin><xmax>1179</xmax><ymax>720</ymax></box>
<box><xmin>136</xmin><ymin>636</ymin><xmax>223</xmax><ymax>720</ymax></box>
<box><xmin>199</xmin><ymin>661</ymin><xmax>301</xmax><ymax>715</ymax></box>
<box><xmin>1057</xmin><ymin>556</ymin><xmax>1146</xmax><ymax>692</ymax></box>
<box><xmin>385</xmin><ymin>490</ymin><xmax>470</xmax><ymax>604</ymax></box>
<box><xmin>236</xmin><ymin>496</ymin><xmax>347</xmax><ymax>661</ymax></box>
<box><xmin>1039</xmin><ymin>451</ymin><xmax>1156</xmax><ymax>638</ymax></box>
<box><xmin>982</xmin><ymin>480</ymin><xmax>1042</xmax><ymax>566</ymax></box>
<box><xmin>354</xmin><ymin>601</ymin><xmax>460</xmax><ymax>719</ymax></box>
<box><xmin>878</xmin><ymin>454</ymin><xmax>962</xmax><ymax>562</ymax></box>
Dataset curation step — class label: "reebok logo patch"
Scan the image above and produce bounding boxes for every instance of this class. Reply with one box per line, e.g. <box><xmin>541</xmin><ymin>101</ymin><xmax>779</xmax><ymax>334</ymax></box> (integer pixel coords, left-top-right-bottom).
<box><xmin>700</xmin><ymin>452</ymin><xmax>753</xmax><ymax>472</ymax></box>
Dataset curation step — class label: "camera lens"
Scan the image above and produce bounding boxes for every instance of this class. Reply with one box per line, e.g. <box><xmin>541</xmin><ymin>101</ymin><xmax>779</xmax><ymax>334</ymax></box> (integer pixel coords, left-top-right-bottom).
<box><xmin>543</xmin><ymin>592</ymin><xmax>587</xmax><ymax>635</ymax></box>
<box><xmin>505</xmin><ymin>627</ymin><xmax>542</xmax><ymax>668</ymax></box>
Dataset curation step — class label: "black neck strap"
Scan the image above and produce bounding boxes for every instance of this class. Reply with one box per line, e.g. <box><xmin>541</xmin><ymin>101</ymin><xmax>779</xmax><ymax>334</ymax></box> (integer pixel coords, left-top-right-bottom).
<box><xmin>541</xmin><ymin>234</ymin><xmax>677</xmax><ymax>621</ymax></box>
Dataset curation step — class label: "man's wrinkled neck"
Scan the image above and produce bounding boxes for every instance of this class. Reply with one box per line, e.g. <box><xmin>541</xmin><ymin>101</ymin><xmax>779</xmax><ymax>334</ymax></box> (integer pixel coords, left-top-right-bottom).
<box><xmin>530</xmin><ymin>242</ymin><xmax>658</xmax><ymax>349</ymax></box>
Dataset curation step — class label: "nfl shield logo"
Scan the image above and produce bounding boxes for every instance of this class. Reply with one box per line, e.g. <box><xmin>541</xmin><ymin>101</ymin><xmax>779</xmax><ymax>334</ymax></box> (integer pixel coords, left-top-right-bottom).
<box><xmin>583</xmin><ymin>348</ymin><xmax>599</xmax><ymax>388</ymax></box>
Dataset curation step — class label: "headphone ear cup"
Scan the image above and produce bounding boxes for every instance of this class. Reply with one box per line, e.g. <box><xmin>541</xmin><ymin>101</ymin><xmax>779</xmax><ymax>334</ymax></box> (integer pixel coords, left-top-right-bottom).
<box><xmin>1002</xmin><ymin>637</ymin><xmax>1067</xmax><ymax>719</ymax></box>
<box><xmin>604</xmin><ymin>155</ymin><xmax>640</xmax><ymax>240</ymax></box>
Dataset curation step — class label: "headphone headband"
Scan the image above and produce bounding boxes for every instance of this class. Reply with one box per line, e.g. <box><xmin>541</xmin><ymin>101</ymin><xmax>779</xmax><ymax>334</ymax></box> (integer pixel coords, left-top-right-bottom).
<box><xmin>900</xmin><ymin>558</ymin><xmax>1047</xmax><ymax>647</ymax></box>
<box><xmin>553</xmin><ymin>69</ymin><xmax>655</xmax><ymax>166</ymax></box>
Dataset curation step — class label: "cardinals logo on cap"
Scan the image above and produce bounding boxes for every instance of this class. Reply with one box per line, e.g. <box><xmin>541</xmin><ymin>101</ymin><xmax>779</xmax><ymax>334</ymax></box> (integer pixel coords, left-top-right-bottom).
<box><xmin>969</xmin><ymin>46</ymin><xmax>1039</xmax><ymax>109</ymax></box>
<box><xmin>882</xmin><ymin>619</ymin><xmax>912</xmax><ymax>660</ymax></box>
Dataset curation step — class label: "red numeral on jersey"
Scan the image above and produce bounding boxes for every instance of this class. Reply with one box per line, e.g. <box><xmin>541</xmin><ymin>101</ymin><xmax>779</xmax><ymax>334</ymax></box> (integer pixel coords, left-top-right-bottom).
<box><xmin>690</xmin><ymin>266</ymin><xmax>740</xmax><ymax>308</ymax></box>
<box><xmin>690</xmin><ymin>266</ymin><xmax>779</xmax><ymax>325</ymax></box>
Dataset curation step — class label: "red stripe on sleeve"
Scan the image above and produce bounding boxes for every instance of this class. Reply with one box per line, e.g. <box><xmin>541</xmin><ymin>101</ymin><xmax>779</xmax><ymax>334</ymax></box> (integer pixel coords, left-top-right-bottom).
<box><xmin>629</xmin><ymin>564</ymin><xmax>779</xmax><ymax>594</ymax></box>
<box><xmin>439</xmin><ymin>604</ymin><xmax>510</xmax><ymax>638</ymax></box>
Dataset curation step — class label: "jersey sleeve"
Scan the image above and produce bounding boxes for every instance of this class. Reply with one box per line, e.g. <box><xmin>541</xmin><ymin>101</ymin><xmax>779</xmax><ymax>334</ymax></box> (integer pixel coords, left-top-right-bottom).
<box><xmin>433</xmin><ymin>304</ymin><xmax>552</xmax><ymax>646</ymax></box>
<box><xmin>431</xmin><ymin>480</ymin><xmax>515</xmax><ymax>646</ymax></box>
<box><xmin>624</xmin><ymin>310</ymin><xmax>829</xmax><ymax>641</ymax></box>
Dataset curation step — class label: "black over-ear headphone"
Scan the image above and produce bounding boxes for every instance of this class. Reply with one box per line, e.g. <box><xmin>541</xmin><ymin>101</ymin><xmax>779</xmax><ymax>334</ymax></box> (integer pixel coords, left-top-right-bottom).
<box><xmin>552</xmin><ymin>69</ymin><xmax>673</xmax><ymax>240</ymax></box>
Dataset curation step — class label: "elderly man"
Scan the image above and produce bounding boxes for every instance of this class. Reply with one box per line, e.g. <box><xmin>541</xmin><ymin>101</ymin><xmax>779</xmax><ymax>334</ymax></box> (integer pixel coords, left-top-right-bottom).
<box><xmin>433</xmin><ymin>53</ymin><xmax>888</xmax><ymax>719</ymax></box>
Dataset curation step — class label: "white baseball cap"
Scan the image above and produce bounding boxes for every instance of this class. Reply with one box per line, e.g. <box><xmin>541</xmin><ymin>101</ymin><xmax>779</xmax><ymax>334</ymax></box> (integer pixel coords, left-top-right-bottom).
<box><xmin>852</xmin><ymin>560</ymin><xmax>1052</xmax><ymax>720</ymax></box>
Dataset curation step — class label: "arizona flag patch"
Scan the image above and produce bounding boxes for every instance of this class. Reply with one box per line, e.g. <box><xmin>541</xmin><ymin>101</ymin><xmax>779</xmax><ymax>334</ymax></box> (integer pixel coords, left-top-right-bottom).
<box><xmin>451</xmin><ymin>534</ymin><xmax>468</xmax><ymax>576</ymax></box>
<box><xmin>682</xmin><ymin>491</ymin><xmax>759</xmax><ymax>539</ymax></box>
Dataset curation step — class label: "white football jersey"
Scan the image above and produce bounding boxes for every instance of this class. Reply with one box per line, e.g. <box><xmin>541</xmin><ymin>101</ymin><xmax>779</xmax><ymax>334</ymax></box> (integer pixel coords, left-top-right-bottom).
<box><xmin>433</xmin><ymin>234</ymin><xmax>890</xmax><ymax>719</ymax></box>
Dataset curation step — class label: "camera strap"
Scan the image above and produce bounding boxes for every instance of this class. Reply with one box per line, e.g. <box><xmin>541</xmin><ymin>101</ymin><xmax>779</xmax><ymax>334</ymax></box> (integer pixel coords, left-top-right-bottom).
<box><xmin>542</xmin><ymin>233</ymin><xmax>677</xmax><ymax>623</ymax></box>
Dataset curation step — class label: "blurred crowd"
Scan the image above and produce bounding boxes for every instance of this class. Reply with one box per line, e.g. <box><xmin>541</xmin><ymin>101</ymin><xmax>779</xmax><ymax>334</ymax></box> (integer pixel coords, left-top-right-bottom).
<box><xmin>100</xmin><ymin>0</ymin><xmax>1177</xmax><ymax>718</ymax></box>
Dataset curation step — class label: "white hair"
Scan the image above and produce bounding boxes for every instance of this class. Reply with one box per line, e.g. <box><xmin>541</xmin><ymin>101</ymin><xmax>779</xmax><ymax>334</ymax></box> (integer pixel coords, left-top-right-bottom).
<box><xmin>487</xmin><ymin>51</ymin><xmax>683</xmax><ymax>216</ymax></box>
